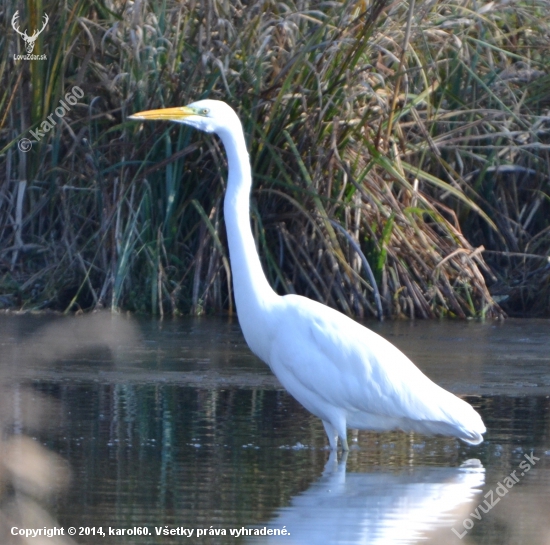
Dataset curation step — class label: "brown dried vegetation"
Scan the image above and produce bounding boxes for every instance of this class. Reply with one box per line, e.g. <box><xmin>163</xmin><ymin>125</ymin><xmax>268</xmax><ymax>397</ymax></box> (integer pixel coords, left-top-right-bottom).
<box><xmin>1</xmin><ymin>0</ymin><xmax>549</xmax><ymax>317</ymax></box>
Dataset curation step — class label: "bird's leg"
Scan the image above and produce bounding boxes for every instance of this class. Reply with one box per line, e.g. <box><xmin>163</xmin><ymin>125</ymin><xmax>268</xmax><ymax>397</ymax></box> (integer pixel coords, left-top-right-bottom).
<box><xmin>340</xmin><ymin>435</ymin><xmax>349</xmax><ymax>452</ymax></box>
<box><xmin>322</xmin><ymin>420</ymin><xmax>339</xmax><ymax>450</ymax></box>
<box><xmin>339</xmin><ymin>450</ymin><xmax>349</xmax><ymax>466</ymax></box>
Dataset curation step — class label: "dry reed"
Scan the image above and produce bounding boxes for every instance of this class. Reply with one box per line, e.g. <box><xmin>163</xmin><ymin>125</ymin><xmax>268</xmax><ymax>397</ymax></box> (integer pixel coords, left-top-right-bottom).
<box><xmin>1</xmin><ymin>0</ymin><xmax>549</xmax><ymax>317</ymax></box>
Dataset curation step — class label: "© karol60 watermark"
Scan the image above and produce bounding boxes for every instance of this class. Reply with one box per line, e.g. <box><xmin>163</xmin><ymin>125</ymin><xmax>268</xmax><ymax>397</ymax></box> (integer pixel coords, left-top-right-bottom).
<box><xmin>18</xmin><ymin>86</ymin><xmax>84</xmax><ymax>153</ymax></box>
<box><xmin>451</xmin><ymin>450</ymin><xmax>540</xmax><ymax>539</ymax></box>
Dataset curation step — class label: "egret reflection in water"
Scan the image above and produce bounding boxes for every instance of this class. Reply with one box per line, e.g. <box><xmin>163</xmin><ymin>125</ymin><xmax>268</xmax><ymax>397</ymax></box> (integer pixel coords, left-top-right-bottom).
<box><xmin>250</xmin><ymin>454</ymin><xmax>485</xmax><ymax>545</ymax></box>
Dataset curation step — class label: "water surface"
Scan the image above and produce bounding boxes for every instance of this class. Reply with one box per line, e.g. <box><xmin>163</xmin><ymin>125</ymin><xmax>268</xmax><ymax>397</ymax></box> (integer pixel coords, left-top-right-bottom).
<box><xmin>0</xmin><ymin>314</ymin><xmax>549</xmax><ymax>544</ymax></box>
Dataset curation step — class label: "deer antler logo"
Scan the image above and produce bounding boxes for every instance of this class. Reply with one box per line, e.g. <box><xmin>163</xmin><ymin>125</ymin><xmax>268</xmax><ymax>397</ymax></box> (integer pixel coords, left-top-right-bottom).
<box><xmin>12</xmin><ymin>11</ymin><xmax>49</xmax><ymax>54</ymax></box>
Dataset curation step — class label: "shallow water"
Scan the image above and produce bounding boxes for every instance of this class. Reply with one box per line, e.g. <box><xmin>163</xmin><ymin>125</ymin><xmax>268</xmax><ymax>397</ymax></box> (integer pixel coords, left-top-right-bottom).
<box><xmin>0</xmin><ymin>314</ymin><xmax>549</xmax><ymax>544</ymax></box>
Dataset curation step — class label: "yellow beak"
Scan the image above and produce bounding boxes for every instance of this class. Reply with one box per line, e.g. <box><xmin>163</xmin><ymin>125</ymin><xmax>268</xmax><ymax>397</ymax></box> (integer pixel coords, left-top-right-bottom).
<box><xmin>129</xmin><ymin>106</ymin><xmax>196</xmax><ymax>121</ymax></box>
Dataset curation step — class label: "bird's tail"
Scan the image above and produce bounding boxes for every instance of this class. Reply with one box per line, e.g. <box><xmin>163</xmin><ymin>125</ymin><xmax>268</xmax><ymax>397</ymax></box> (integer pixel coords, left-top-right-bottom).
<box><xmin>443</xmin><ymin>397</ymin><xmax>486</xmax><ymax>445</ymax></box>
<box><xmin>456</xmin><ymin>426</ymin><xmax>485</xmax><ymax>445</ymax></box>
<box><xmin>409</xmin><ymin>392</ymin><xmax>486</xmax><ymax>444</ymax></box>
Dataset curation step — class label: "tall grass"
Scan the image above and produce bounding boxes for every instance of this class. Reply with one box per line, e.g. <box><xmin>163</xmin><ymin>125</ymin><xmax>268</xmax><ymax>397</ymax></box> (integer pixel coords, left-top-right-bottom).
<box><xmin>1</xmin><ymin>0</ymin><xmax>549</xmax><ymax>317</ymax></box>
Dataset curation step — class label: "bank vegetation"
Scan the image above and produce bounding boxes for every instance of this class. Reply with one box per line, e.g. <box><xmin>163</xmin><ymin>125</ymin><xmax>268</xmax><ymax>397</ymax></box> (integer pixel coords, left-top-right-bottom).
<box><xmin>1</xmin><ymin>0</ymin><xmax>549</xmax><ymax>317</ymax></box>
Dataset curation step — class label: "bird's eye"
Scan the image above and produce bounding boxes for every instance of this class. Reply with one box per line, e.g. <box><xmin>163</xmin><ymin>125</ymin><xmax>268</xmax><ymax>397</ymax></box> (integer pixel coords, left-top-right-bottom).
<box><xmin>201</xmin><ymin>108</ymin><xmax>209</xmax><ymax>115</ymax></box>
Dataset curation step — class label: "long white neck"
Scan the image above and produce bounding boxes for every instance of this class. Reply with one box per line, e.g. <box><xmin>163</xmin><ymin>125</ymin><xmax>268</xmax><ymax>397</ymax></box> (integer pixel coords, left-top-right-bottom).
<box><xmin>217</xmin><ymin>125</ymin><xmax>278</xmax><ymax>357</ymax></box>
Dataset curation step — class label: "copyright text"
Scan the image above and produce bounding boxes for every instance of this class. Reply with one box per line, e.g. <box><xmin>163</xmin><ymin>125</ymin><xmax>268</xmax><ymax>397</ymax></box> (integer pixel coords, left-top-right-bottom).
<box><xmin>10</xmin><ymin>525</ymin><xmax>290</xmax><ymax>538</ymax></box>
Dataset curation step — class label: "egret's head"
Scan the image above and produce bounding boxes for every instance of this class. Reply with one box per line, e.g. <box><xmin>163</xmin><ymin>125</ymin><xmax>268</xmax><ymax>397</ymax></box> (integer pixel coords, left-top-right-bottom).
<box><xmin>129</xmin><ymin>99</ymin><xmax>237</xmax><ymax>135</ymax></box>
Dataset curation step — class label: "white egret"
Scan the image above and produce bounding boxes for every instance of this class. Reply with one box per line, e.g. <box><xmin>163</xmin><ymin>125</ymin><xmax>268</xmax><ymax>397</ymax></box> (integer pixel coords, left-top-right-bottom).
<box><xmin>130</xmin><ymin>100</ymin><xmax>486</xmax><ymax>450</ymax></box>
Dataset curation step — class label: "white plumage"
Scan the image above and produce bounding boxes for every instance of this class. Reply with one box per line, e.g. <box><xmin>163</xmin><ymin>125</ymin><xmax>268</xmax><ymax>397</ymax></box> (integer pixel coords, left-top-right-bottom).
<box><xmin>130</xmin><ymin>99</ymin><xmax>486</xmax><ymax>450</ymax></box>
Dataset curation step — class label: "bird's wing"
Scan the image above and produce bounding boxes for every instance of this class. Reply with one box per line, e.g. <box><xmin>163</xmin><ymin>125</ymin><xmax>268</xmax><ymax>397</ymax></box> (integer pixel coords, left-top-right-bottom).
<box><xmin>269</xmin><ymin>295</ymin><xmax>461</xmax><ymax>423</ymax></box>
